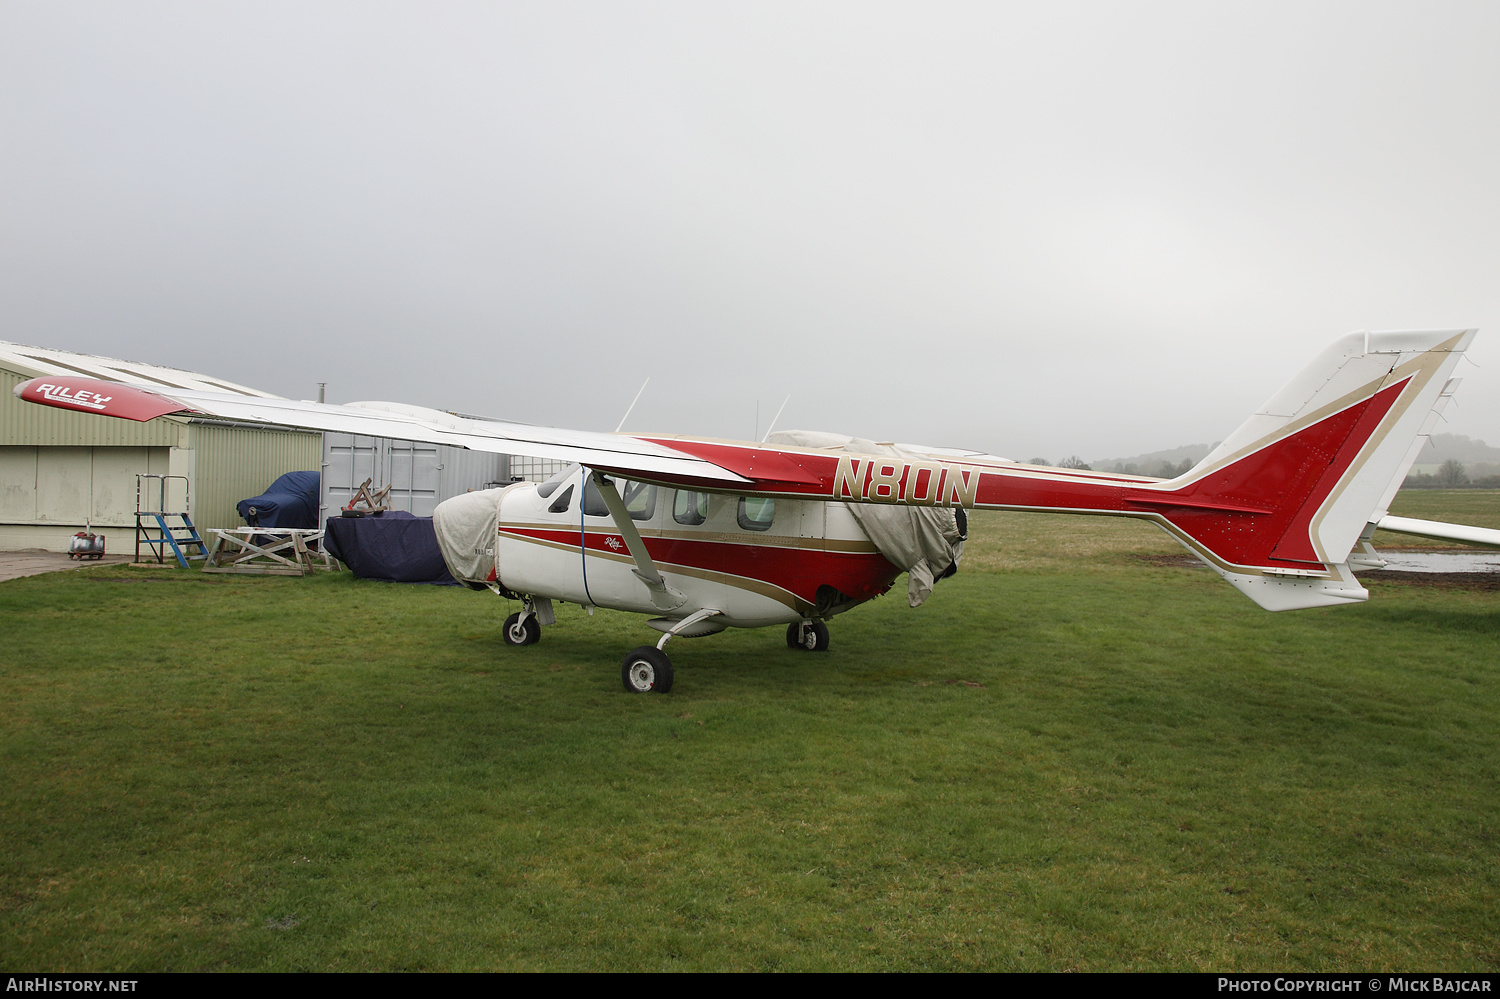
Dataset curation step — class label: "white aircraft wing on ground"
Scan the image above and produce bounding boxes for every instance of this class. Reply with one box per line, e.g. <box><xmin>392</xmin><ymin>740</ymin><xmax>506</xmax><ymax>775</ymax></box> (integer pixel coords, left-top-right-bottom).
<box><xmin>1376</xmin><ymin>516</ymin><xmax>1500</xmax><ymax>548</ymax></box>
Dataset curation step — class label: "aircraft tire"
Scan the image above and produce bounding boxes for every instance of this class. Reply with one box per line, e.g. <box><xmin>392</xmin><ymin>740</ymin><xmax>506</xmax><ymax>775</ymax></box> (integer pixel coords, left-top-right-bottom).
<box><xmin>502</xmin><ymin>612</ymin><xmax>541</xmax><ymax>646</ymax></box>
<box><xmin>621</xmin><ymin>645</ymin><xmax>674</xmax><ymax>694</ymax></box>
<box><xmin>786</xmin><ymin>621</ymin><xmax>830</xmax><ymax>652</ymax></box>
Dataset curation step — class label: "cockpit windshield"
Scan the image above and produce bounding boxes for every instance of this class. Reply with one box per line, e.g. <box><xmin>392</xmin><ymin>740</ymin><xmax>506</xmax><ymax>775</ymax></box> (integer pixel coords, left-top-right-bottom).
<box><xmin>536</xmin><ymin>463</ymin><xmax>580</xmax><ymax>499</ymax></box>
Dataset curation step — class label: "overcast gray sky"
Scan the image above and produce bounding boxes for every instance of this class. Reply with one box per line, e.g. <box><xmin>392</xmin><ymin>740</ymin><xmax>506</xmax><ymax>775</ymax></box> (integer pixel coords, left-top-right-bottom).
<box><xmin>3</xmin><ymin>1</ymin><xmax>1498</xmax><ymax>462</ymax></box>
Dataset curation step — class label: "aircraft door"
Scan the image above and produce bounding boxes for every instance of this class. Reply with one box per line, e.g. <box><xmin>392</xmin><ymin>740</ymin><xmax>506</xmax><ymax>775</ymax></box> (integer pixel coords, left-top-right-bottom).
<box><xmin>575</xmin><ymin>476</ymin><xmax>666</xmax><ymax>615</ymax></box>
<box><xmin>494</xmin><ymin>468</ymin><xmax>592</xmax><ymax>605</ymax></box>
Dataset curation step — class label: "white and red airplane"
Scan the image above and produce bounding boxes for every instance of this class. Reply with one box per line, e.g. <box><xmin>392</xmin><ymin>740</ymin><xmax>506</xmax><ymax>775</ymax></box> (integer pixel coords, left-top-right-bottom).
<box><xmin>15</xmin><ymin>329</ymin><xmax>1483</xmax><ymax>693</ymax></box>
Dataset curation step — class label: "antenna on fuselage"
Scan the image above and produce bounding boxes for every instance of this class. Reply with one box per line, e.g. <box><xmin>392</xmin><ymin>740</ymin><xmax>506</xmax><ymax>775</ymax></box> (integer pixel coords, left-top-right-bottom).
<box><xmin>761</xmin><ymin>394</ymin><xmax>791</xmax><ymax>442</ymax></box>
<box><xmin>614</xmin><ymin>377</ymin><xmax>650</xmax><ymax>433</ymax></box>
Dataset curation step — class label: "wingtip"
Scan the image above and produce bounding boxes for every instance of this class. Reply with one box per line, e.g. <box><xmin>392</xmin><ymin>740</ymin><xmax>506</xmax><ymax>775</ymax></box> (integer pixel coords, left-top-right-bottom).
<box><xmin>14</xmin><ymin>375</ymin><xmax>192</xmax><ymax>422</ymax></box>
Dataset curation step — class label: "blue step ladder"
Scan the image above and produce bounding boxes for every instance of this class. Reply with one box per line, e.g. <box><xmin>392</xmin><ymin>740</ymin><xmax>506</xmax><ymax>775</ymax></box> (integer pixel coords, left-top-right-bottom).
<box><xmin>135</xmin><ymin>474</ymin><xmax>208</xmax><ymax>569</ymax></box>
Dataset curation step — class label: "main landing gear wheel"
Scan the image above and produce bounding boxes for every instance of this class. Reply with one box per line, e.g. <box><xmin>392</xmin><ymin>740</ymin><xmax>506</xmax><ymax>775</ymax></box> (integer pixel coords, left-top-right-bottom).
<box><xmin>621</xmin><ymin>646</ymin><xmax>674</xmax><ymax>694</ymax></box>
<box><xmin>502</xmin><ymin>612</ymin><xmax>541</xmax><ymax>646</ymax></box>
<box><xmin>786</xmin><ymin>621</ymin><xmax>830</xmax><ymax>652</ymax></box>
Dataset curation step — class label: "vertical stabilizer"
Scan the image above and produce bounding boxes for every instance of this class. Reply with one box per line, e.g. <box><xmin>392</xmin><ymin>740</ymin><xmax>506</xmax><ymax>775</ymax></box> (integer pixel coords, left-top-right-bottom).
<box><xmin>1143</xmin><ymin>329</ymin><xmax>1475</xmax><ymax>609</ymax></box>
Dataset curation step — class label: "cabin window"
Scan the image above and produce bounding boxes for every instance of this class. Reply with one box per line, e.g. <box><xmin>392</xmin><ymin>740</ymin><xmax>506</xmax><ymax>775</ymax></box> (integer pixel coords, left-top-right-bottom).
<box><xmin>737</xmin><ymin>496</ymin><xmax>775</xmax><ymax>532</ymax></box>
<box><xmin>673</xmin><ymin>490</ymin><xmax>709</xmax><ymax>526</ymax></box>
<box><xmin>547</xmin><ymin>484</ymin><xmax>574</xmax><ymax>514</ymax></box>
<box><xmin>537</xmin><ymin>463</ymin><xmax>579</xmax><ymax>499</ymax></box>
<box><xmin>582</xmin><ymin>477</ymin><xmax>657</xmax><ymax>521</ymax></box>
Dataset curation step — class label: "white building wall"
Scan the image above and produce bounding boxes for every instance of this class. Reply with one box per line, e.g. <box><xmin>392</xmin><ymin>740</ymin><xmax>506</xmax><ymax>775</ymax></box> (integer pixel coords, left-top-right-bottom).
<box><xmin>0</xmin><ymin>444</ymin><xmax>170</xmax><ymax>551</ymax></box>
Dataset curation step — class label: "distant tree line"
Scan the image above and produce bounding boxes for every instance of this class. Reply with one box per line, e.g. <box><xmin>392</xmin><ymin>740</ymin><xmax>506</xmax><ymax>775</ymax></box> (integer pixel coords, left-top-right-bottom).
<box><xmin>1403</xmin><ymin>459</ymin><xmax>1500</xmax><ymax>489</ymax></box>
<box><xmin>1030</xmin><ymin>456</ymin><xmax>1199</xmax><ymax>477</ymax></box>
<box><xmin>1028</xmin><ymin>456</ymin><xmax>1094</xmax><ymax>470</ymax></box>
<box><xmin>1107</xmin><ymin>458</ymin><xmax>1196</xmax><ymax>478</ymax></box>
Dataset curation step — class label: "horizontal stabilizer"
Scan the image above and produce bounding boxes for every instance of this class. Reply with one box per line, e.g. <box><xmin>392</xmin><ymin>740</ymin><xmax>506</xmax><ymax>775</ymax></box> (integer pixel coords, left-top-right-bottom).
<box><xmin>1376</xmin><ymin>515</ymin><xmax>1500</xmax><ymax>548</ymax></box>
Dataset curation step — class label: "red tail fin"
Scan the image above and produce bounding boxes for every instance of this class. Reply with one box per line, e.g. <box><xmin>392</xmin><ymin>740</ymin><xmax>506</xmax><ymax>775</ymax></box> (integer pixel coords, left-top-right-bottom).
<box><xmin>1136</xmin><ymin>330</ymin><xmax>1472</xmax><ymax>609</ymax></box>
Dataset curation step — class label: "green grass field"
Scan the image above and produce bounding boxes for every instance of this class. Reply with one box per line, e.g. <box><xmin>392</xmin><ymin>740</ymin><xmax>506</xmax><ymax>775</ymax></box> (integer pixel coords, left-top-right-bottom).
<box><xmin>1</xmin><ymin>492</ymin><xmax>1496</xmax><ymax>971</ymax></box>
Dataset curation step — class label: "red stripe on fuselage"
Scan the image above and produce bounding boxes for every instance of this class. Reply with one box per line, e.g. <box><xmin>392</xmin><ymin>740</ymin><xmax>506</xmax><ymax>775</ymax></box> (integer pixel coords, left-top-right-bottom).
<box><xmin>500</xmin><ymin>527</ymin><xmax>899</xmax><ymax>603</ymax></box>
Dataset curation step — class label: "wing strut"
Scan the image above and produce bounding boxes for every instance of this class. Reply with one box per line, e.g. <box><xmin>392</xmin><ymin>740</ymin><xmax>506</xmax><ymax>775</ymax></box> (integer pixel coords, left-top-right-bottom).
<box><xmin>588</xmin><ymin>470</ymin><xmax>687</xmax><ymax>611</ymax></box>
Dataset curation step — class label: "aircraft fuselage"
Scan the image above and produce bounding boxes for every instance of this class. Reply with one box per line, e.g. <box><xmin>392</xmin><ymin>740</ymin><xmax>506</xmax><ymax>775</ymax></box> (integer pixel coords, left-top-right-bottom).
<box><xmin>495</xmin><ymin>468</ymin><xmax>899</xmax><ymax>628</ymax></box>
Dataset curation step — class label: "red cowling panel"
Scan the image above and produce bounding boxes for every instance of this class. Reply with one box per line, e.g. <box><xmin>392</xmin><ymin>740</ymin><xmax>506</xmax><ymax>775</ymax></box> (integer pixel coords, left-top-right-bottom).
<box><xmin>13</xmin><ymin>376</ymin><xmax>193</xmax><ymax>422</ymax></box>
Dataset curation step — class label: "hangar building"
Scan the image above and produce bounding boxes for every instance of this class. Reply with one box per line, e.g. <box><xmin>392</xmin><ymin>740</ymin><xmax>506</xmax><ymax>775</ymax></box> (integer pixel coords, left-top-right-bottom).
<box><xmin>2</xmin><ymin>340</ymin><xmax>567</xmax><ymax>553</ymax></box>
<box><xmin>0</xmin><ymin>341</ymin><xmax>320</xmax><ymax>553</ymax></box>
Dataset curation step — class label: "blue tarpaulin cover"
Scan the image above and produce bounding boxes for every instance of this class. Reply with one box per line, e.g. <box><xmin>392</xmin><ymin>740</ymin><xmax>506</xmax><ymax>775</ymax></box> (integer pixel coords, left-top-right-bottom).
<box><xmin>323</xmin><ymin>511</ymin><xmax>459</xmax><ymax>585</ymax></box>
<box><xmin>236</xmin><ymin>471</ymin><xmax>321</xmax><ymax>529</ymax></box>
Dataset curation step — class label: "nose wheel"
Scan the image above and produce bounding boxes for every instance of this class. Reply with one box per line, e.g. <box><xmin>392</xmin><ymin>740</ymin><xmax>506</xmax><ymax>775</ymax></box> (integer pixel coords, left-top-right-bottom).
<box><xmin>621</xmin><ymin>646</ymin><xmax>674</xmax><ymax>694</ymax></box>
<box><xmin>786</xmin><ymin>620</ymin><xmax>829</xmax><ymax>652</ymax></box>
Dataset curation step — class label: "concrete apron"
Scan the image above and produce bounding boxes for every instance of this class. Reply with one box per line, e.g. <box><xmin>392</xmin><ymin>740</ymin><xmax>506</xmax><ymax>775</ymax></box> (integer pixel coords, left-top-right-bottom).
<box><xmin>0</xmin><ymin>548</ymin><xmax>139</xmax><ymax>582</ymax></box>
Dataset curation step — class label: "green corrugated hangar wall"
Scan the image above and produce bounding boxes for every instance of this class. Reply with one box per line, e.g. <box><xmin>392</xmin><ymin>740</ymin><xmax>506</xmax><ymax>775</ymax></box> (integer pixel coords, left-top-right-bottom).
<box><xmin>1</xmin><ymin>365</ymin><xmax>320</xmax><ymax>553</ymax></box>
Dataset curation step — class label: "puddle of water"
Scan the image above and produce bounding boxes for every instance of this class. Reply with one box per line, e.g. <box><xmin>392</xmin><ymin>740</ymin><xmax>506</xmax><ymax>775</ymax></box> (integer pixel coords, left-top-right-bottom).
<box><xmin>1364</xmin><ymin>551</ymin><xmax>1500</xmax><ymax>573</ymax></box>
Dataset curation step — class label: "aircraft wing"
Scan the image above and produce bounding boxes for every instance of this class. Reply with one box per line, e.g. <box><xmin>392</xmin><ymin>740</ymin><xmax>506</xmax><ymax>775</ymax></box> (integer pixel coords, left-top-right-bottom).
<box><xmin>12</xmin><ymin>375</ymin><xmax>755</xmax><ymax>488</ymax></box>
<box><xmin>14</xmin><ymin>372</ymin><xmax>1035</xmax><ymax>495</ymax></box>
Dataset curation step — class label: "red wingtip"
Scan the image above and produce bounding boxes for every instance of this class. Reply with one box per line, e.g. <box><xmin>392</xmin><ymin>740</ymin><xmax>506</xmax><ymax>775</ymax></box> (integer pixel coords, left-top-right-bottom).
<box><xmin>14</xmin><ymin>376</ymin><xmax>195</xmax><ymax>422</ymax></box>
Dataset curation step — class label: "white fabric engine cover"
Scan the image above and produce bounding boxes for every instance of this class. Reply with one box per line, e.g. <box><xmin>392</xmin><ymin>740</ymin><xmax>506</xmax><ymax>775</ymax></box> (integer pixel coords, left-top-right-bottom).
<box><xmin>767</xmin><ymin>431</ymin><xmax>965</xmax><ymax>607</ymax></box>
<box><xmin>432</xmin><ymin>485</ymin><xmax>510</xmax><ymax>586</ymax></box>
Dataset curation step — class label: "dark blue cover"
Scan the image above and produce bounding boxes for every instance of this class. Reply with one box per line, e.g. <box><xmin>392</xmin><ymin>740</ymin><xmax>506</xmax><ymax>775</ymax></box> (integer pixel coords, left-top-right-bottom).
<box><xmin>237</xmin><ymin>471</ymin><xmax>321</xmax><ymax>529</ymax></box>
<box><xmin>323</xmin><ymin>511</ymin><xmax>458</xmax><ymax>585</ymax></box>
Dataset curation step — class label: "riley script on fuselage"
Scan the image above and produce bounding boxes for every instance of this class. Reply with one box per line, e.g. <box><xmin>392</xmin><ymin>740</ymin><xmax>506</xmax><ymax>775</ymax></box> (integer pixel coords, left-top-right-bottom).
<box><xmin>16</xmin><ymin>329</ymin><xmax>1477</xmax><ymax>693</ymax></box>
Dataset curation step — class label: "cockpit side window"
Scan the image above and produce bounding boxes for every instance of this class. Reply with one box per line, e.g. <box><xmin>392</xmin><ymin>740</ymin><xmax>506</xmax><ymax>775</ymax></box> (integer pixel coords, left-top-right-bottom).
<box><xmin>582</xmin><ymin>477</ymin><xmax>657</xmax><ymax>521</ymax></box>
<box><xmin>537</xmin><ymin>463</ymin><xmax>580</xmax><ymax>499</ymax></box>
<box><xmin>623</xmin><ymin>481</ymin><xmax>658</xmax><ymax>520</ymax></box>
<box><xmin>737</xmin><ymin>496</ymin><xmax>775</xmax><ymax>532</ymax></box>
<box><xmin>547</xmin><ymin>485</ymin><xmax>574</xmax><ymax>514</ymax></box>
<box><xmin>673</xmin><ymin>490</ymin><xmax>709</xmax><ymax>526</ymax></box>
